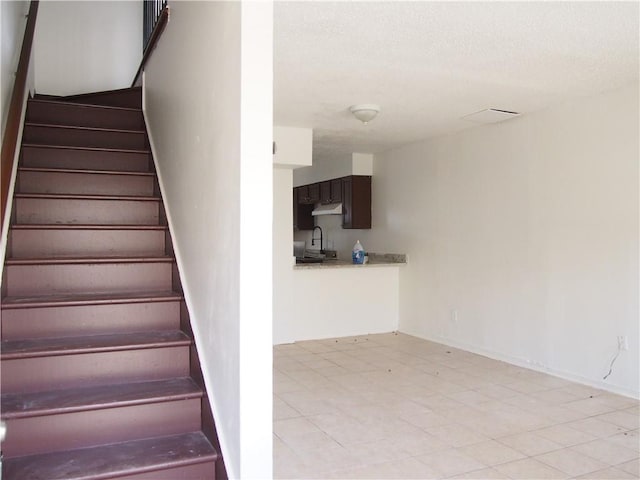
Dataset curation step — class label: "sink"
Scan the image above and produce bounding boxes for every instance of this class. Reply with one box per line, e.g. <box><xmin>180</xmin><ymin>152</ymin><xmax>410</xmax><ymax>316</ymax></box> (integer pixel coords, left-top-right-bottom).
<box><xmin>296</xmin><ymin>257</ymin><xmax>324</xmax><ymax>264</ymax></box>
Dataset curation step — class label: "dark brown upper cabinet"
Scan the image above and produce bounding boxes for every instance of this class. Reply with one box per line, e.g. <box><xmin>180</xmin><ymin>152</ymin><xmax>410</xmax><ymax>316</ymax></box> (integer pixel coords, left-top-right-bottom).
<box><xmin>320</xmin><ymin>178</ymin><xmax>343</xmax><ymax>204</ymax></box>
<box><xmin>341</xmin><ymin>175</ymin><xmax>371</xmax><ymax>229</ymax></box>
<box><xmin>293</xmin><ymin>188</ymin><xmax>314</xmax><ymax>230</ymax></box>
<box><xmin>297</xmin><ymin>183</ymin><xmax>320</xmax><ymax>204</ymax></box>
<box><xmin>294</xmin><ymin>175</ymin><xmax>371</xmax><ymax>230</ymax></box>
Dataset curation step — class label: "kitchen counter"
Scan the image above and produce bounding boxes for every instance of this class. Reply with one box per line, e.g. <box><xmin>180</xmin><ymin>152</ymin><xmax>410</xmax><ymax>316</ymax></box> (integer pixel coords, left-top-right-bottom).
<box><xmin>294</xmin><ymin>253</ymin><xmax>406</xmax><ymax>269</ymax></box>
<box><xmin>278</xmin><ymin>253</ymin><xmax>406</xmax><ymax>344</ymax></box>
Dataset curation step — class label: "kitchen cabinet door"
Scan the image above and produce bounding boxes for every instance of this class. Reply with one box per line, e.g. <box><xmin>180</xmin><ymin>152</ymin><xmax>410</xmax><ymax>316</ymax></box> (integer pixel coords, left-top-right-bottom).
<box><xmin>342</xmin><ymin>175</ymin><xmax>371</xmax><ymax>229</ymax></box>
<box><xmin>330</xmin><ymin>178</ymin><xmax>343</xmax><ymax>203</ymax></box>
<box><xmin>320</xmin><ymin>179</ymin><xmax>343</xmax><ymax>204</ymax></box>
<box><xmin>298</xmin><ymin>183</ymin><xmax>320</xmax><ymax>204</ymax></box>
<box><xmin>307</xmin><ymin>183</ymin><xmax>320</xmax><ymax>203</ymax></box>
<box><xmin>293</xmin><ymin>188</ymin><xmax>314</xmax><ymax>230</ymax></box>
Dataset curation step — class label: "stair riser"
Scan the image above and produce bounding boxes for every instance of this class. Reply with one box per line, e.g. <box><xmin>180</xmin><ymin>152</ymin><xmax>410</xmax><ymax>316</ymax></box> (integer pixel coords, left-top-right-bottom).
<box><xmin>65</xmin><ymin>88</ymin><xmax>142</xmax><ymax>109</ymax></box>
<box><xmin>115</xmin><ymin>462</ymin><xmax>217</xmax><ymax>480</ymax></box>
<box><xmin>8</xmin><ymin>229</ymin><xmax>166</xmax><ymax>258</ymax></box>
<box><xmin>1</xmin><ymin>301</ymin><xmax>180</xmax><ymax>340</ymax></box>
<box><xmin>27</xmin><ymin>102</ymin><xmax>144</xmax><ymax>130</ymax></box>
<box><xmin>1</xmin><ymin>346</ymin><xmax>190</xmax><ymax>393</ymax></box>
<box><xmin>22</xmin><ymin>146</ymin><xmax>151</xmax><ymax>172</ymax></box>
<box><xmin>23</xmin><ymin>125</ymin><xmax>146</xmax><ymax>150</ymax></box>
<box><xmin>18</xmin><ymin>170</ymin><xmax>155</xmax><ymax>196</ymax></box>
<box><xmin>15</xmin><ymin>197</ymin><xmax>160</xmax><ymax>225</ymax></box>
<box><xmin>5</xmin><ymin>262</ymin><xmax>173</xmax><ymax>296</ymax></box>
<box><xmin>2</xmin><ymin>399</ymin><xmax>201</xmax><ymax>458</ymax></box>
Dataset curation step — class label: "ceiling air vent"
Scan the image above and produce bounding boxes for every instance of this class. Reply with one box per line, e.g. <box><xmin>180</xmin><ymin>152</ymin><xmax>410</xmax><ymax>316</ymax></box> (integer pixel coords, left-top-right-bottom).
<box><xmin>462</xmin><ymin>108</ymin><xmax>520</xmax><ymax>124</ymax></box>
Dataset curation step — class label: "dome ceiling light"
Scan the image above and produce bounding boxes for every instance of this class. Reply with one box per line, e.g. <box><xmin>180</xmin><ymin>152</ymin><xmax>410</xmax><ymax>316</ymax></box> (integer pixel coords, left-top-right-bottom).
<box><xmin>350</xmin><ymin>104</ymin><xmax>380</xmax><ymax>125</ymax></box>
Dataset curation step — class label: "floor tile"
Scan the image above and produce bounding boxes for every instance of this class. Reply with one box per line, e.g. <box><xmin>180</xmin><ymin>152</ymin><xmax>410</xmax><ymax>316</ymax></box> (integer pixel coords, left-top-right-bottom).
<box><xmin>535</xmin><ymin>448</ymin><xmax>608</xmax><ymax>476</ymax></box>
<box><xmin>447</xmin><ymin>467</ymin><xmax>511</xmax><ymax>479</ymax></box>
<box><xmin>574</xmin><ymin>467</ymin><xmax>638</xmax><ymax>479</ymax></box>
<box><xmin>459</xmin><ymin>439</ymin><xmax>526</xmax><ymax>466</ymax></box>
<box><xmin>617</xmin><ymin>459</ymin><xmax>640</xmax><ymax>476</ymax></box>
<box><xmin>492</xmin><ymin>458</ymin><xmax>569</xmax><ymax>479</ymax></box>
<box><xmin>596</xmin><ymin>410</ymin><xmax>640</xmax><ymax>430</ymax></box>
<box><xmin>534</xmin><ymin>424</ymin><xmax>598</xmax><ymax>446</ymax></box>
<box><xmin>274</xmin><ymin>417</ymin><xmax>321</xmax><ymax>439</ymax></box>
<box><xmin>496</xmin><ymin>431</ymin><xmax>564</xmax><ymax>456</ymax></box>
<box><xmin>563</xmin><ymin>397</ymin><xmax>617</xmax><ymax>416</ymax></box>
<box><xmin>564</xmin><ymin>417</ymin><xmax>626</xmax><ymax>438</ymax></box>
<box><xmin>273</xmin><ymin>398</ymin><xmax>302</xmax><ymax>420</ymax></box>
<box><xmin>417</xmin><ymin>448</ymin><xmax>487</xmax><ymax>477</ymax></box>
<box><xmin>570</xmin><ymin>438</ymin><xmax>639</xmax><ymax>465</ymax></box>
<box><xmin>607</xmin><ymin>429</ymin><xmax>639</xmax><ymax>452</ymax></box>
<box><xmin>425</xmin><ymin>423</ymin><xmax>491</xmax><ymax>448</ymax></box>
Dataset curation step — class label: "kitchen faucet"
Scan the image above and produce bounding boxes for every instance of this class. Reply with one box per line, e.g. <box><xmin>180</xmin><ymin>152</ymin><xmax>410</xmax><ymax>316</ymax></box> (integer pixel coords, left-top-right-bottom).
<box><xmin>311</xmin><ymin>226</ymin><xmax>323</xmax><ymax>252</ymax></box>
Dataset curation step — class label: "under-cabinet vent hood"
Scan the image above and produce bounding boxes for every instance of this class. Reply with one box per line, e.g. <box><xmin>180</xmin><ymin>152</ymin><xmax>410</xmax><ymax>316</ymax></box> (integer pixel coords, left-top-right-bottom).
<box><xmin>312</xmin><ymin>203</ymin><xmax>343</xmax><ymax>216</ymax></box>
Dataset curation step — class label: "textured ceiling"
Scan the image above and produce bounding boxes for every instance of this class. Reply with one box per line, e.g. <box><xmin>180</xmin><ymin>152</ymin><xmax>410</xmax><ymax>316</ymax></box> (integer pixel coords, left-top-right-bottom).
<box><xmin>274</xmin><ymin>1</ymin><xmax>639</xmax><ymax>162</ymax></box>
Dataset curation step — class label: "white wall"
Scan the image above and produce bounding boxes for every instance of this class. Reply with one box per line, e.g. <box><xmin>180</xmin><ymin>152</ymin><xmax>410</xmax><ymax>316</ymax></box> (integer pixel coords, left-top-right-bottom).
<box><xmin>273</xmin><ymin>167</ymin><xmax>295</xmax><ymax>344</ymax></box>
<box><xmin>33</xmin><ymin>1</ymin><xmax>141</xmax><ymax>96</ymax></box>
<box><xmin>276</xmin><ymin>265</ymin><xmax>401</xmax><ymax>345</ymax></box>
<box><xmin>1</xmin><ymin>0</ymin><xmax>29</xmax><ymax>138</ymax></box>
<box><xmin>273</xmin><ymin>126</ymin><xmax>312</xmax><ymax>168</ymax></box>
<box><xmin>368</xmin><ymin>84</ymin><xmax>639</xmax><ymax>397</ymax></box>
<box><xmin>293</xmin><ymin>152</ymin><xmax>352</xmax><ymax>186</ymax></box>
<box><xmin>143</xmin><ymin>2</ymin><xmax>272</xmax><ymax>478</ymax></box>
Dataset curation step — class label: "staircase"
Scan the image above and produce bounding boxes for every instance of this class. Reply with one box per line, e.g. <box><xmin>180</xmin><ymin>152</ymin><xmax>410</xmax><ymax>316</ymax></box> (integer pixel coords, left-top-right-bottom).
<box><xmin>1</xmin><ymin>88</ymin><xmax>222</xmax><ymax>479</ymax></box>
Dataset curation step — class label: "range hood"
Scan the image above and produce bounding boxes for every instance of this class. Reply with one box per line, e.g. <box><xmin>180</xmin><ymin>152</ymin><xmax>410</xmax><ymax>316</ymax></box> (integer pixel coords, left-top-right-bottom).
<box><xmin>312</xmin><ymin>203</ymin><xmax>343</xmax><ymax>216</ymax></box>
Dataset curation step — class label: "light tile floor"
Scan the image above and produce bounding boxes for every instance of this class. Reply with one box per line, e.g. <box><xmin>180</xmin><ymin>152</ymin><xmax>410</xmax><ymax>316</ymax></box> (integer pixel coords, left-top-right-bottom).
<box><xmin>273</xmin><ymin>333</ymin><xmax>639</xmax><ymax>479</ymax></box>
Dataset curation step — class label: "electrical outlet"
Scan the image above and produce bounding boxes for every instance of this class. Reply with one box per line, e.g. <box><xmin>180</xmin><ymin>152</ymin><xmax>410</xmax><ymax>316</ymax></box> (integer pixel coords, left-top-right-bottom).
<box><xmin>451</xmin><ymin>309</ymin><xmax>458</xmax><ymax>324</ymax></box>
<box><xmin>618</xmin><ymin>335</ymin><xmax>629</xmax><ymax>351</ymax></box>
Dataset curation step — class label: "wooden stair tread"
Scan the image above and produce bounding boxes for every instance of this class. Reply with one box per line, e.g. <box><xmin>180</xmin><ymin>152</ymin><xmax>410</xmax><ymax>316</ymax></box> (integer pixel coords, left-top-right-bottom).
<box><xmin>1</xmin><ymin>377</ymin><xmax>202</xmax><ymax>419</ymax></box>
<box><xmin>2</xmin><ymin>431</ymin><xmax>217</xmax><ymax>480</ymax></box>
<box><xmin>10</xmin><ymin>224</ymin><xmax>168</xmax><ymax>231</ymax></box>
<box><xmin>1</xmin><ymin>331</ymin><xmax>191</xmax><ymax>360</ymax></box>
<box><xmin>28</xmin><ymin>98</ymin><xmax>141</xmax><ymax>113</ymax></box>
<box><xmin>25</xmin><ymin>122</ymin><xmax>145</xmax><ymax>135</ymax></box>
<box><xmin>21</xmin><ymin>143</ymin><xmax>150</xmax><ymax>154</ymax></box>
<box><xmin>6</xmin><ymin>255</ymin><xmax>174</xmax><ymax>266</ymax></box>
<box><xmin>1</xmin><ymin>290</ymin><xmax>183</xmax><ymax>309</ymax></box>
<box><xmin>19</xmin><ymin>166</ymin><xmax>155</xmax><ymax>177</ymax></box>
<box><xmin>15</xmin><ymin>192</ymin><xmax>159</xmax><ymax>201</ymax></box>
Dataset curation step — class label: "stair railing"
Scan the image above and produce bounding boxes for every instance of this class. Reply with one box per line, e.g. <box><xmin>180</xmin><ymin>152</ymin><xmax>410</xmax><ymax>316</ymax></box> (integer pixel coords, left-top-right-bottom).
<box><xmin>132</xmin><ymin>0</ymin><xmax>169</xmax><ymax>87</ymax></box>
<box><xmin>1</xmin><ymin>0</ymin><xmax>39</xmax><ymax>228</ymax></box>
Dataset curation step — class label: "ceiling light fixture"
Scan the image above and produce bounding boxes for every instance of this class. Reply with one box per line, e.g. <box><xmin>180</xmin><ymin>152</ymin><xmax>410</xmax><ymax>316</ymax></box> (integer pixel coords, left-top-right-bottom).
<box><xmin>350</xmin><ymin>104</ymin><xmax>380</xmax><ymax>125</ymax></box>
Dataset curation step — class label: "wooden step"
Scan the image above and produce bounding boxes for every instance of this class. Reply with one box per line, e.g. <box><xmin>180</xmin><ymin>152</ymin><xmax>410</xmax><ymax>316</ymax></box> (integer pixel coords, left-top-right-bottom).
<box><xmin>8</xmin><ymin>224</ymin><xmax>167</xmax><ymax>258</ymax></box>
<box><xmin>2</xmin><ymin>431</ymin><xmax>217</xmax><ymax>480</ymax></box>
<box><xmin>17</xmin><ymin>167</ymin><xmax>155</xmax><ymax>196</ymax></box>
<box><xmin>2</xmin><ymin>377</ymin><xmax>201</xmax><ymax>419</ymax></box>
<box><xmin>1</xmin><ymin>299</ymin><xmax>180</xmax><ymax>340</ymax></box>
<box><xmin>1</xmin><ymin>378</ymin><xmax>203</xmax><ymax>457</ymax></box>
<box><xmin>14</xmin><ymin>193</ymin><xmax>161</xmax><ymax>225</ymax></box>
<box><xmin>4</xmin><ymin>256</ymin><xmax>174</xmax><ymax>296</ymax></box>
<box><xmin>1</xmin><ymin>331</ymin><xmax>191</xmax><ymax>393</ymax></box>
<box><xmin>1</xmin><ymin>330</ymin><xmax>190</xmax><ymax>360</ymax></box>
<box><xmin>21</xmin><ymin>144</ymin><xmax>152</xmax><ymax>172</ymax></box>
<box><xmin>1</xmin><ymin>290</ymin><xmax>183</xmax><ymax>309</ymax></box>
<box><xmin>1</xmin><ymin>292</ymin><xmax>181</xmax><ymax>341</ymax></box>
<box><xmin>23</xmin><ymin>123</ymin><xmax>147</xmax><ymax>150</ymax></box>
<box><xmin>62</xmin><ymin>86</ymin><xmax>143</xmax><ymax>109</ymax></box>
<box><xmin>27</xmin><ymin>99</ymin><xmax>144</xmax><ymax>130</ymax></box>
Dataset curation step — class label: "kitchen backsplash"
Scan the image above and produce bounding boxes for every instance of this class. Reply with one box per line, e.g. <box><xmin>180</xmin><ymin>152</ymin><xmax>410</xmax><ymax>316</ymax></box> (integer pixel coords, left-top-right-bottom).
<box><xmin>294</xmin><ymin>214</ymin><xmax>372</xmax><ymax>260</ymax></box>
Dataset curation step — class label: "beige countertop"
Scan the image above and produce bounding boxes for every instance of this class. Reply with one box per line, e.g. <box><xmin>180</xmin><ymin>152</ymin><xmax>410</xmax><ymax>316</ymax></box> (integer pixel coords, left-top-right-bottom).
<box><xmin>294</xmin><ymin>253</ymin><xmax>406</xmax><ymax>270</ymax></box>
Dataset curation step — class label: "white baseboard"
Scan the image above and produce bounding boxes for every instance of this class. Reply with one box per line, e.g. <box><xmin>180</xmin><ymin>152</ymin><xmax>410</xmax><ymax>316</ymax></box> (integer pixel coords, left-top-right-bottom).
<box><xmin>402</xmin><ymin>329</ymin><xmax>640</xmax><ymax>400</ymax></box>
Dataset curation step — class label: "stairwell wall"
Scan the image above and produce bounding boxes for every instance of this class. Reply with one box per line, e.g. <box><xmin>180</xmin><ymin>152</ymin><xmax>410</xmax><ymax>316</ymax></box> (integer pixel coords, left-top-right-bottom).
<box><xmin>142</xmin><ymin>2</ymin><xmax>273</xmax><ymax>478</ymax></box>
<box><xmin>32</xmin><ymin>1</ymin><xmax>141</xmax><ymax>96</ymax></box>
